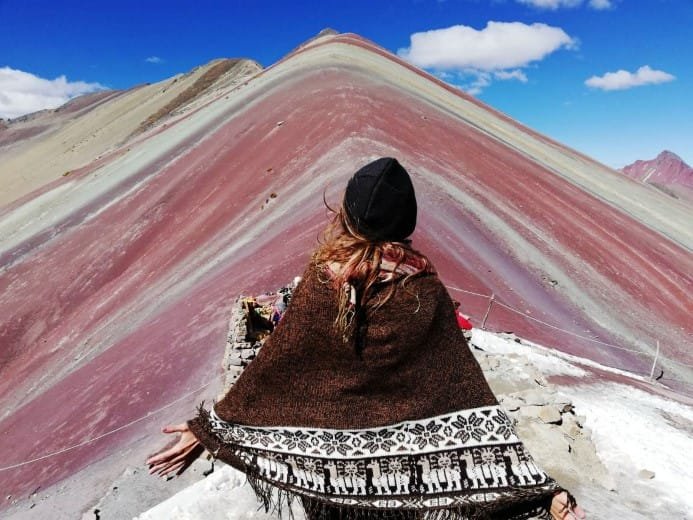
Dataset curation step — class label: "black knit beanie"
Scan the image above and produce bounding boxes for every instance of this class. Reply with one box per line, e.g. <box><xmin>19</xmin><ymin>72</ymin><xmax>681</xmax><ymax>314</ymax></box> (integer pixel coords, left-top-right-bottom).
<box><xmin>343</xmin><ymin>157</ymin><xmax>417</xmax><ymax>242</ymax></box>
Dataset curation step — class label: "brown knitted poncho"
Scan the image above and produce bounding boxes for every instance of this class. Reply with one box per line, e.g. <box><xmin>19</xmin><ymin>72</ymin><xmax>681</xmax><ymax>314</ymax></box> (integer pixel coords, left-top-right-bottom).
<box><xmin>188</xmin><ymin>262</ymin><xmax>559</xmax><ymax>519</ymax></box>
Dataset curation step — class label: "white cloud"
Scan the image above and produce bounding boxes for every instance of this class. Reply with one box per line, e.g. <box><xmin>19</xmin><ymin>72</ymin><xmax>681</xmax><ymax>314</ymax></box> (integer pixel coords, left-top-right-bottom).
<box><xmin>436</xmin><ymin>69</ymin><xmax>528</xmax><ymax>96</ymax></box>
<box><xmin>398</xmin><ymin>21</ymin><xmax>575</xmax><ymax>94</ymax></box>
<box><xmin>434</xmin><ymin>71</ymin><xmax>454</xmax><ymax>80</ymax></box>
<box><xmin>494</xmin><ymin>69</ymin><xmax>528</xmax><ymax>83</ymax></box>
<box><xmin>0</xmin><ymin>67</ymin><xmax>105</xmax><ymax>120</ymax></box>
<box><xmin>145</xmin><ymin>56</ymin><xmax>163</xmax><ymax>64</ymax></box>
<box><xmin>588</xmin><ymin>0</ymin><xmax>613</xmax><ymax>9</ymax></box>
<box><xmin>585</xmin><ymin>65</ymin><xmax>675</xmax><ymax>91</ymax></box>
<box><xmin>464</xmin><ymin>72</ymin><xmax>492</xmax><ymax>96</ymax></box>
<box><xmin>517</xmin><ymin>0</ymin><xmax>581</xmax><ymax>9</ymax></box>
<box><xmin>398</xmin><ymin>22</ymin><xmax>576</xmax><ymax>71</ymax></box>
<box><xmin>517</xmin><ymin>0</ymin><xmax>613</xmax><ymax>9</ymax></box>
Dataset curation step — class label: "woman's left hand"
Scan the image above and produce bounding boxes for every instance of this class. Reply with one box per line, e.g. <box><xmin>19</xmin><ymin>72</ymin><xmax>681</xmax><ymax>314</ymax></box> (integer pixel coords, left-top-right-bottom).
<box><xmin>550</xmin><ymin>491</ymin><xmax>586</xmax><ymax>519</ymax></box>
<box><xmin>146</xmin><ymin>423</ymin><xmax>204</xmax><ymax>477</ymax></box>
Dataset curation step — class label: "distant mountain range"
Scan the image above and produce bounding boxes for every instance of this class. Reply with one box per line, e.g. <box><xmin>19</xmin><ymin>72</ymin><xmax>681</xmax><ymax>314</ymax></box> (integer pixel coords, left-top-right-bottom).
<box><xmin>620</xmin><ymin>151</ymin><xmax>692</xmax><ymax>200</ymax></box>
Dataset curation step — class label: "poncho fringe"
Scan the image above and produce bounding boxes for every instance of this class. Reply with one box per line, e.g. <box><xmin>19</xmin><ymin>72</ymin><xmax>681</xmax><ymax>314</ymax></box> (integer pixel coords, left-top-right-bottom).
<box><xmin>192</xmin><ymin>406</ymin><xmax>556</xmax><ymax>520</ymax></box>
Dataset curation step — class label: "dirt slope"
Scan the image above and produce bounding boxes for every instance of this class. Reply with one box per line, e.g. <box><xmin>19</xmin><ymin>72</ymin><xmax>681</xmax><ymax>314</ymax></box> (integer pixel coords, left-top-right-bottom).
<box><xmin>0</xmin><ymin>58</ymin><xmax>261</xmax><ymax>207</ymax></box>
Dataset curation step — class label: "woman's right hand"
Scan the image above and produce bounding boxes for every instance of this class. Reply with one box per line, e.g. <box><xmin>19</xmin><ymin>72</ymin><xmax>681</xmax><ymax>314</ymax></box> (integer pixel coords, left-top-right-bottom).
<box><xmin>146</xmin><ymin>423</ymin><xmax>204</xmax><ymax>477</ymax></box>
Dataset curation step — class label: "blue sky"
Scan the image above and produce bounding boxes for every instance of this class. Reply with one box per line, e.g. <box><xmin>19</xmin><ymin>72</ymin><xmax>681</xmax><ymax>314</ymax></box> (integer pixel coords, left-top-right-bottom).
<box><xmin>1</xmin><ymin>0</ymin><xmax>691</xmax><ymax>167</ymax></box>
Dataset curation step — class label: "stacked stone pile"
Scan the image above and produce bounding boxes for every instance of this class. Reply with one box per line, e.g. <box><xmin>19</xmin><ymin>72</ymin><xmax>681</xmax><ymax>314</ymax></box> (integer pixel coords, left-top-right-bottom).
<box><xmin>222</xmin><ymin>284</ymin><xmax>295</xmax><ymax>394</ymax></box>
<box><xmin>474</xmin><ymin>350</ymin><xmax>613</xmax><ymax>493</ymax></box>
<box><xmin>222</xmin><ymin>299</ymin><xmax>266</xmax><ymax>393</ymax></box>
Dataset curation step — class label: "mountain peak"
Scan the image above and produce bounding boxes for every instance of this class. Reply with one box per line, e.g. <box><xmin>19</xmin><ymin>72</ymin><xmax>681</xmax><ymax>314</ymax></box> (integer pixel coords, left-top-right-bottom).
<box><xmin>620</xmin><ymin>150</ymin><xmax>693</xmax><ymax>197</ymax></box>
<box><xmin>317</xmin><ymin>27</ymin><xmax>339</xmax><ymax>37</ymax></box>
<box><xmin>656</xmin><ymin>150</ymin><xmax>687</xmax><ymax>165</ymax></box>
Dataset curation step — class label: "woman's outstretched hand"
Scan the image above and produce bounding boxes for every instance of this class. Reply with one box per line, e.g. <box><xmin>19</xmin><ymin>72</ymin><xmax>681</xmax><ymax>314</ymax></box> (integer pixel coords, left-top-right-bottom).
<box><xmin>146</xmin><ymin>423</ymin><xmax>204</xmax><ymax>477</ymax></box>
<box><xmin>550</xmin><ymin>491</ymin><xmax>586</xmax><ymax>519</ymax></box>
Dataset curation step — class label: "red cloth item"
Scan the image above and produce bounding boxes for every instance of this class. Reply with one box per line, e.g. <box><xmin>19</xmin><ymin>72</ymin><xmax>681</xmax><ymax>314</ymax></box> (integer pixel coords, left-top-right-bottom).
<box><xmin>456</xmin><ymin>310</ymin><xmax>473</xmax><ymax>330</ymax></box>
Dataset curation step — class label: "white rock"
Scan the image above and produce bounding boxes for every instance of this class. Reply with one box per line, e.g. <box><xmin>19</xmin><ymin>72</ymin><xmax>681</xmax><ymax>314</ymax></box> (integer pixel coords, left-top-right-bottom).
<box><xmin>638</xmin><ymin>469</ymin><xmax>655</xmax><ymax>480</ymax></box>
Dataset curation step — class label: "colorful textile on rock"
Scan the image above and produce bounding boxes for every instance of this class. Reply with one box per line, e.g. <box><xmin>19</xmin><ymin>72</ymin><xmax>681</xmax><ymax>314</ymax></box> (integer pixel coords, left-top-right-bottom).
<box><xmin>201</xmin><ymin>405</ymin><xmax>554</xmax><ymax>510</ymax></box>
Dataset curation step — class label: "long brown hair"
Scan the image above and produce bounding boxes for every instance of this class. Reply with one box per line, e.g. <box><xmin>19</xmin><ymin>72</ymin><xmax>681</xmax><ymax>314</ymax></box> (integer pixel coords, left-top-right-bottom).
<box><xmin>312</xmin><ymin>202</ymin><xmax>433</xmax><ymax>342</ymax></box>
